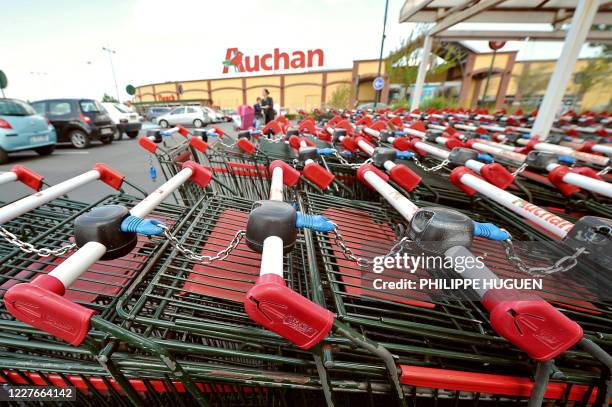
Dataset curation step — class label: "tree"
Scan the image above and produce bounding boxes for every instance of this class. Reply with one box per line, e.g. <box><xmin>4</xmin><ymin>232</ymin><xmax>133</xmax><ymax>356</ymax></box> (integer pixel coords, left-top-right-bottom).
<box><xmin>102</xmin><ymin>93</ymin><xmax>118</xmax><ymax>103</ymax></box>
<box><xmin>385</xmin><ymin>24</ymin><xmax>464</xmax><ymax>89</ymax></box>
<box><xmin>327</xmin><ymin>84</ymin><xmax>351</xmax><ymax>109</ymax></box>
<box><xmin>512</xmin><ymin>68</ymin><xmax>549</xmax><ymax>107</ymax></box>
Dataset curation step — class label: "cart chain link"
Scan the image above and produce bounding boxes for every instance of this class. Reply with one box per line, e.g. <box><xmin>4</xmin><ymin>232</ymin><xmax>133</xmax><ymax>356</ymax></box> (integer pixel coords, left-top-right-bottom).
<box><xmin>597</xmin><ymin>166</ymin><xmax>611</xmax><ymax>176</ymax></box>
<box><xmin>331</xmin><ymin>224</ymin><xmax>412</xmax><ymax>267</ymax></box>
<box><xmin>501</xmin><ymin>237</ymin><xmax>587</xmax><ymax>276</ymax></box>
<box><xmin>161</xmin><ymin>225</ymin><xmax>246</xmax><ymax>264</ymax></box>
<box><xmin>411</xmin><ymin>157</ymin><xmax>450</xmax><ymax>172</ymax></box>
<box><xmin>0</xmin><ymin>225</ymin><xmax>76</xmax><ymax>257</ymax></box>
<box><xmin>511</xmin><ymin>162</ymin><xmax>529</xmax><ymax>177</ymax></box>
<box><xmin>333</xmin><ymin>151</ymin><xmax>371</xmax><ymax>168</ymax></box>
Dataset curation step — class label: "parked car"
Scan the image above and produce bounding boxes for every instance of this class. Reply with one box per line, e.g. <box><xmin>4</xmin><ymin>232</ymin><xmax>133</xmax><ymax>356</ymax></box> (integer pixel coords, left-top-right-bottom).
<box><xmin>145</xmin><ymin>106</ymin><xmax>171</xmax><ymax>122</ymax></box>
<box><xmin>156</xmin><ymin>106</ymin><xmax>210</xmax><ymax>128</ymax></box>
<box><xmin>202</xmin><ymin>107</ymin><xmax>224</xmax><ymax>123</ymax></box>
<box><xmin>0</xmin><ymin>98</ymin><xmax>57</xmax><ymax>164</ymax></box>
<box><xmin>31</xmin><ymin>99</ymin><xmax>116</xmax><ymax>148</ymax></box>
<box><xmin>102</xmin><ymin>102</ymin><xmax>142</xmax><ymax>140</ymax></box>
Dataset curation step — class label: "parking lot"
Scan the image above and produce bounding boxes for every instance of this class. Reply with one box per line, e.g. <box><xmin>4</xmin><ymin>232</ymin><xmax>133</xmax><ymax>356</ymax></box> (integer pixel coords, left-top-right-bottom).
<box><xmin>0</xmin><ymin>121</ymin><xmax>236</xmax><ymax>203</ymax></box>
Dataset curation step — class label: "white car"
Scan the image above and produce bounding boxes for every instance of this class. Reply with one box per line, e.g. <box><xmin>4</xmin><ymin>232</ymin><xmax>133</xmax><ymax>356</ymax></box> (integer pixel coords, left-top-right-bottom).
<box><xmin>101</xmin><ymin>102</ymin><xmax>142</xmax><ymax>139</ymax></box>
<box><xmin>202</xmin><ymin>107</ymin><xmax>224</xmax><ymax>123</ymax></box>
<box><xmin>156</xmin><ymin>106</ymin><xmax>210</xmax><ymax>128</ymax></box>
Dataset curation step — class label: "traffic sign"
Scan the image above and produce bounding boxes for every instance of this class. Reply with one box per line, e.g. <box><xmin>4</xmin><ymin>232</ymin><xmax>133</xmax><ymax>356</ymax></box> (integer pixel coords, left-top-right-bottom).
<box><xmin>125</xmin><ymin>84</ymin><xmax>136</xmax><ymax>95</ymax></box>
<box><xmin>488</xmin><ymin>41</ymin><xmax>506</xmax><ymax>51</ymax></box>
<box><xmin>0</xmin><ymin>71</ymin><xmax>7</xmax><ymax>89</ymax></box>
<box><xmin>373</xmin><ymin>76</ymin><xmax>384</xmax><ymax>91</ymax></box>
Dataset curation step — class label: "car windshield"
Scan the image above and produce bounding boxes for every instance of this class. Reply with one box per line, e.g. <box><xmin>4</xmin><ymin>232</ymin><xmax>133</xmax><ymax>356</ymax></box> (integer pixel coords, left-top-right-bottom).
<box><xmin>114</xmin><ymin>103</ymin><xmax>131</xmax><ymax>113</ymax></box>
<box><xmin>80</xmin><ymin>100</ymin><xmax>103</xmax><ymax>113</ymax></box>
<box><xmin>0</xmin><ymin>99</ymin><xmax>36</xmax><ymax>116</ymax></box>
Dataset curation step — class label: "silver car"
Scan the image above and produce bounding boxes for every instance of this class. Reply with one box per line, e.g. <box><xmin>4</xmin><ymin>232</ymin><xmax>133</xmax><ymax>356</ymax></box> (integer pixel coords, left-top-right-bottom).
<box><xmin>156</xmin><ymin>106</ymin><xmax>210</xmax><ymax>128</ymax></box>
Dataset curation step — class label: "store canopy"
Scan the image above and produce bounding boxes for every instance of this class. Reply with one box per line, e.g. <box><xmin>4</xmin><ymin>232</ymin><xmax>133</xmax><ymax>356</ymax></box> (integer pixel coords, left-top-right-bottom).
<box><xmin>400</xmin><ymin>0</ymin><xmax>612</xmax><ymax>26</ymax></box>
<box><xmin>400</xmin><ymin>0</ymin><xmax>609</xmax><ymax>139</ymax></box>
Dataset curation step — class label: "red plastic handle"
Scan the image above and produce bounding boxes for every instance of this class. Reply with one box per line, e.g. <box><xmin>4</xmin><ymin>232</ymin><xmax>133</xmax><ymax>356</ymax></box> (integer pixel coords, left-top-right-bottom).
<box><xmin>237</xmin><ymin>137</ymin><xmax>256</xmax><ymax>154</ymax></box>
<box><xmin>4</xmin><ymin>275</ymin><xmax>95</xmax><ymax>346</ymax></box>
<box><xmin>11</xmin><ymin>165</ymin><xmax>43</xmax><ymax>191</ymax></box>
<box><xmin>93</xmin><ymin>163</ymin><xmax>125</xmax><ymax>190</ymax></box>
<box><xmin>182</xmin><ymin>161</ymin><xmax>213</xmax><ymax>188</ymax></box>
<box><xmin>303</xmin><ymin>162</ymin><xmax>335</xmax><ymax>190</ymax></box>
<box><xmin>480</xmin><ymin>163</ymin><xmax>514</xmax><ymax>190</ymax></box>
<box><xmin>356</xmin><ymin>163</ymin><xmax>389</xmax><ymax>190</ymax></box>
<box><xmin>298</xmin><ymin>120</ymin><xmax>316</xmax><ymax>134</ymax></box>
<box><xmin>244</xmin><ymin>274</ymin><xmax>333</xmax><ymax>349</ymax></box>
<box><xmin>189</xmin><ymin>137</ymin><xmax>209</xmax><ymax>153</ymax></box>
<box><xmin>340</xmin><ymin>136</ymin><xmax>358</xmax><ymax>153</ymax></box>
<box><xmin>483</xmin><ymin>289</ymin><xmax>583</xmax><ymax>361</ymax></box>
<box><xmin>389</xmin><ymin>164</ymin><xmax>421</xmax><ymax>192</ymax></box>
<box><xmin>288</xmin><ymin>135</ymin><xmax>301</xmax><ymax>149</ymax></box>
<box><xmin>138</xmin><ymin>136</ymin><xmax>157</xmax><ymax>153</ymax></box>
<box><xmin>392</xmin><ymin>137</ymin><xmax>412</xmax><ymax>152</ymax></box>
<box><xmin>548</xmin><ymin>166</ymin><xmax>581</xmax><ymax>196</ymax></box>
<box><xmin>449</xmin><ymin>167</ymin><xmax>479</xmax><ymax>196</ymax></box>
<box><xmin>176</xmin><ymin>125</ymin><xmax>190</xmax><ymax>137</ymax></box>
<box><xmin>269</xmin><ymin>160</ymin><xmax>301</xmax><ymax>187</ymax></box>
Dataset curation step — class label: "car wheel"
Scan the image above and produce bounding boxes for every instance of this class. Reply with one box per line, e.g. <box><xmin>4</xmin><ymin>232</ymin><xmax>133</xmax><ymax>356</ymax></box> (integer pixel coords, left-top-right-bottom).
<box><xmin>127</xmin><ymin>131</ymin><xmax>139</xmax><ymax>139</ymax></box>
<box><xmin>159</xmin><ymin>120</ymin><xmax>169</xmax><ymax>128</ymax></box>
<box><xmin>193</xmin><ymin>119</ymin><xmax>204</xmax><ymax>128</ymax></box>
<box><xmin>70</xmin><ymin>130</ymin><xmax>91</xmax><ymax>149</ymax></box>
<box><xmin>35</xmin><ymin>145</ymin><xmax>55</xmax><ymax>156</ymax></box>
<box><xmin>100</xmin><ymin>136</ymin><xmax>113</xmax><ymax>145</ymax></box>
<box><xmin>0</xmin><ymin>148</ymin><xmax>8</xmax><ymax>165</ymax></box>
<box><xmin>113</xmin><ymin>130</ymin><xmax>123</xmax><ymax>141</ymax></box>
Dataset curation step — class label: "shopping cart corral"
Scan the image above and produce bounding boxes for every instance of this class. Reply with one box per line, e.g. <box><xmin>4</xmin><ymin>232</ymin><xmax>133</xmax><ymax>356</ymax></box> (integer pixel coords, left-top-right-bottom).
<box><xmin>0</xmin><ymin>120</ymin><xmax>610</xmax><ymax>406</ymax></box>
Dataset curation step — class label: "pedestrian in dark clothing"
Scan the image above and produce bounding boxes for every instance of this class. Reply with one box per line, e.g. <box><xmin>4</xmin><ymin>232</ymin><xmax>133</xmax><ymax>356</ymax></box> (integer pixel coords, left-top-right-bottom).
<box><xmin>261</xmin><ymin>89</ymin><xmax>274</xmax><ymax>124</ymax></box>
<box><xmin>254</xmin><ymin>97</ymin><xmax>263</xmax><ymax>127</ymax></box>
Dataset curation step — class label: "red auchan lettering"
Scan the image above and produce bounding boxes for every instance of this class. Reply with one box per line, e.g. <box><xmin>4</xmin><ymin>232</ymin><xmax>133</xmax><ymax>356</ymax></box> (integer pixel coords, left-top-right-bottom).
<box><xmin>223</xmin><ymin>48</ymin><xmax>324</xmax><ymax>74</ymax></box>
<box><xmin>512</xmin><ymin>199</ymin><xmax>574</xmax><ymax>232</ymax></box>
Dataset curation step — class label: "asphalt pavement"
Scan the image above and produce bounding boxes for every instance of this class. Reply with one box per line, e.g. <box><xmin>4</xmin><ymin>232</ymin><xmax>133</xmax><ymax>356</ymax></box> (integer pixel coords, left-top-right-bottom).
<box><xmin>0</xmin><ymin>122</ymin><xmax>237</xmax><ymax>204</ymax></box>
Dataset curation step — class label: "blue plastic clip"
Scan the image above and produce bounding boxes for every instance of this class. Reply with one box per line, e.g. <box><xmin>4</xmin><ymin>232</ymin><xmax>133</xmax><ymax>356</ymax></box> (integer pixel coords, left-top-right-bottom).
<box><xmin>473</xmin><ymin>222</ymin><xmax>509</xmax><ymax>240</ymax></box>
<box><xmin>477</xmin><ymin>153</ymin><xmax>494</xmax><ymax>163</ymax></box>
<box><xmin>121</xmin><ymin>215</ymin><xmax>166</xmax><ymax>236</ymax></box>
<box><xmin>557</xmin><ymin>155</ymin><xmax>576</xmax><ymax>165</ymax></box>
<box><xmin>317</xmin><ymin>148</ymin><xmax>337</xmax><ymax>156</ymax></box>
<box><xmin>149</xmin><ymin>166</ymin><xmax>157</xmax><ymax>181</ymax></box>
<box><xmin>295</xmin><ymin>212</ymin><xmax>336</xmax><ymax>232</ymax></box>
<box><xmin>396</xmin><ymin>151</ymin><xmax>414</xmax><ymax>160</ymax></box>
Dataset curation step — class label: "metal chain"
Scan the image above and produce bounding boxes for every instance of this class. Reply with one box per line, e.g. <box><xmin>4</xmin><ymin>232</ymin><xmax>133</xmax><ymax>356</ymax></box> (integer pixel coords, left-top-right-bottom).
<box><xmin>162</xmin><ymin>225</ymin><xmax>245</xmax><ymax>264</ymax></box>
<box><xmin>511</xmin><ymin>162</ymin><xmax>529</xmax><ymax>177</ymax></box>
<box><xmin>411</xmin><ymin>157</ymin><xmax>450</xmax><ymax>172</ymax></box>
<box><xmin>333</xmin><ymin>151</ymin><xmax>371</xmax><ymax>168</ymax></box>
<box><xmin>214</xmin><ymin>139</ymin><xmax>237</xmax><ymax>149</ymax></box>
<box><xmin>0</xmin><ymin>225</ymin><xmax>76</xmax><ymax>257</ymax></box>
<box><xmin>330</xmin><ymin>224</ymin><xmax>412</xmax><ymax>267</ymax></box>
<box><xmin>597</xmin><ymin>166</ymin><xmax>611</xmax><ymax>176</ymax></box>
<box><xmin>501</xmin><ymin>238</ymin><xmax>587</xmax><ymax>276</ymax></box>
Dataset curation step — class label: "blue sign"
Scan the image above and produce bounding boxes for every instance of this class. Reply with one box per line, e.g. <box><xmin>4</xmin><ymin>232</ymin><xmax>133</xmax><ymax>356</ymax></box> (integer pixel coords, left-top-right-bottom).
<box><xmin>373</xmin><ymin>76</ymin><xmax>384</xmax><ymax>91</ymax></box>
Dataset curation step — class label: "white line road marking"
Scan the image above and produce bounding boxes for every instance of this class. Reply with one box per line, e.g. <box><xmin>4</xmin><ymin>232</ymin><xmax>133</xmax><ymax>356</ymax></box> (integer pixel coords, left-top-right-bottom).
<box><xmin>53</xmin><ymin>151</ymin><xmax>91</xmax><ymax>155</ymax></box>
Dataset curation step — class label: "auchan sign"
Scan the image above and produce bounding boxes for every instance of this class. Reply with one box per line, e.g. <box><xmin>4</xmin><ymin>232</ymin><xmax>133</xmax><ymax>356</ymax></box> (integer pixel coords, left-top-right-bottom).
<box><xmin>222</xmin><ymin>47</ymin><xmax>324</xmax><ymax>74</ymax></box>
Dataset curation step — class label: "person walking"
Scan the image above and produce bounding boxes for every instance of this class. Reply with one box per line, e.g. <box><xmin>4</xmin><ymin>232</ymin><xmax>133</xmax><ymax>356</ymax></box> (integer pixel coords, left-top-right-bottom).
<box><xmin>254</xmin><ymin>97</ymin><xmax>263</xmax><ymax>128</ymax></box>
<box><xmin>261</xmin><ymin>89</ymin><xmax>274</xmax><ymax>124</ymax></box>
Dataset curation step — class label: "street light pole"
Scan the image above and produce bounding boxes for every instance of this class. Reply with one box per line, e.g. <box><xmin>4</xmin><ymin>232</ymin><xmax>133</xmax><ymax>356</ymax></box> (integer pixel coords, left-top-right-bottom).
<box><xmin>374</xmin><ymin>0</ymin><xmax>390</xmax><ymax>108</ymax></box>
<box><xmin>102</xmin><ymin>46</ymin><xmax>120</xmax><ymax>101</ymax></box>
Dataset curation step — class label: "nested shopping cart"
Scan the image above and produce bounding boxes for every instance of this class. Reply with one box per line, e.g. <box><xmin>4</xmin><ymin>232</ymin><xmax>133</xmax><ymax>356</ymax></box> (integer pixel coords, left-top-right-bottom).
<box><xmin>300</xmin><ymin>186</ymin><xmax>612</xmax><ymax>406</ymax></box>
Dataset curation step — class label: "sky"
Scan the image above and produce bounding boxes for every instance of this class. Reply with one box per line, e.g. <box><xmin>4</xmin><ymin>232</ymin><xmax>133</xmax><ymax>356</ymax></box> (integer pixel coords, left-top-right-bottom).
<box><xmin>0</xmin><ymin>0</ymin><xmax>602</xmax><ymax>102</ymax></box>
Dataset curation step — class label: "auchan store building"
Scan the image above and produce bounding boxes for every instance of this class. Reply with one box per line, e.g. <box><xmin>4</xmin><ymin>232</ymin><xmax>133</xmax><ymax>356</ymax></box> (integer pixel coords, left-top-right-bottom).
<box><xmin>133</xmin><ymin>45</ymin><xmax>610</xmax><ymax>112</ymax></box>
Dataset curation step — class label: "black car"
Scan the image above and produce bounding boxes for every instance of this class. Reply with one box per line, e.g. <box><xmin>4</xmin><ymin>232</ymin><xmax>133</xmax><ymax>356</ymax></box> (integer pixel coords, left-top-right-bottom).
<box><xmin>31</xmin><ymin>99</ymin><xmax>116</xmax><ymax>148</ymax></box>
